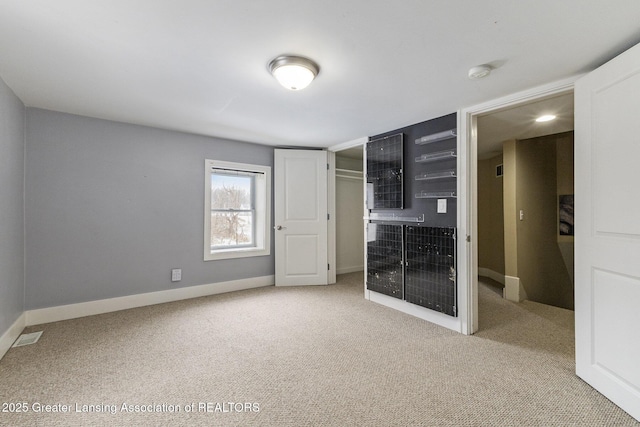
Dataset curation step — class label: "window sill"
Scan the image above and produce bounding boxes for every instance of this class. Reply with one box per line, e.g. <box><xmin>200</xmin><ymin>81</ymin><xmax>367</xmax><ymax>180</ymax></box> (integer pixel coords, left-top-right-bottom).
<box><xmin>204</xmin><ymin>246</ymin><xmax>270</xmax><ymax>261</ymax></box>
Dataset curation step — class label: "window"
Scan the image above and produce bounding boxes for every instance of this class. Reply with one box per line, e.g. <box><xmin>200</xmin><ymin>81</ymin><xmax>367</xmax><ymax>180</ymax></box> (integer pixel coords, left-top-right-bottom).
<box><xmin>204</xmin><ymin>160</ymin><xmax>271</xmax><ymax>260</ymax></box>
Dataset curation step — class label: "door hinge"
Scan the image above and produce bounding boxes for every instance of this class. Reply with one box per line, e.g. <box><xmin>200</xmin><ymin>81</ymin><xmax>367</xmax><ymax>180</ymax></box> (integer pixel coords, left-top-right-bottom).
<box><xmin>328</xmin><ymin>264</ymin><xmax>330</xmax><ymax>270</ymax></box>
<box><xmin>466</xmin><ymin>235</ymin><xmax>471</xmax><ymax>242</ymax></box>
<box><xmin>327</xmin><ymin>163</ymin><xmax>330</xmax><ymax>170</ymax></box>
<box><xmin>327</xmin><ymin>213</ymin><xmax>330</xmax><ymax>220</ymax></box>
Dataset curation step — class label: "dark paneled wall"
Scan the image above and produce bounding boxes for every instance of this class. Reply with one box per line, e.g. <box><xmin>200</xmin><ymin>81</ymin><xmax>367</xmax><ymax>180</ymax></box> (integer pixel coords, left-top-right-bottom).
<box><xmin>370</xmin><ymin>113</ymin><xmax>457</xmax><ymax>227</ymax></box>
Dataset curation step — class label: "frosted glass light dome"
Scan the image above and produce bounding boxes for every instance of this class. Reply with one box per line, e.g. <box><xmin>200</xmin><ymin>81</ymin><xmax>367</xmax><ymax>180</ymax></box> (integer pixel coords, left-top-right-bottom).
<box><xmin>269</xmin><ymin>56</ymin><xmax>319</xmax><ymax>91</ymax></box>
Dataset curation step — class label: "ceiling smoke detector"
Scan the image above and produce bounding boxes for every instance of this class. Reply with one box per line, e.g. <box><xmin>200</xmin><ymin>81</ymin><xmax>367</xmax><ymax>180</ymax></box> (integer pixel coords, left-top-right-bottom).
<box><xmin>468</xmin><ymin>64</ymin><xmax>492</xmax><ymax>80</ymax></box>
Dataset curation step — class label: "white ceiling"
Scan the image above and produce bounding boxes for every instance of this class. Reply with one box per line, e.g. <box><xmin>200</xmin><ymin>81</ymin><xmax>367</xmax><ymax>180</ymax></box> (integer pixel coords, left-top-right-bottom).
<box><xmin>1</xmin><ymin>1</ymin><xmax>639</xmax><ymax>148</ymax></box>
<box><xmin>477</xmin><ymin>92</ymin><xmax>575</xmax><ymax>159</ymax></box>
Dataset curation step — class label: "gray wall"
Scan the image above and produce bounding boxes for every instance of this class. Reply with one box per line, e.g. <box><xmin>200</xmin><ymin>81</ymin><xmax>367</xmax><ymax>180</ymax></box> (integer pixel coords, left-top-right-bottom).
<box><xmin>25</xmin><ymin>109</ymin><xmax>274</xmax><ymax>309</ymax></box>
<box><xmin>0</xmin><ymin>76</ymin><xmax>25</xmax><ymax>333</ymax></box>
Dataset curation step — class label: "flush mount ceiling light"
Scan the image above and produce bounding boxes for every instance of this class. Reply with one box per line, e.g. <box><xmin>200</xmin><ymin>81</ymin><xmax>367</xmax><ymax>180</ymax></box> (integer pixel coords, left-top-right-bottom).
<box><xmin>468</xmin><ymin>64</ymin><xmax>492</xmax><ymax>80</ymax></box>
<box><xmin>535</xmin><ymin>114</ymin><xmax>557</xmax><ymax>122</ymax></box>
<box><xmin>268</xmin><ymin>55</ymin><xmax>319</xmax><ymax>90</ymax></box>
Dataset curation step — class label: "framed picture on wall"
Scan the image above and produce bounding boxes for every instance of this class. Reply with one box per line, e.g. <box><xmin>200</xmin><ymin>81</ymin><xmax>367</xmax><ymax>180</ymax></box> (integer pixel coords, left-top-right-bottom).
<box><xmin>559</xmin><ymin>194</ymin><xmax>574</xmax><ymax>236</ymax></box>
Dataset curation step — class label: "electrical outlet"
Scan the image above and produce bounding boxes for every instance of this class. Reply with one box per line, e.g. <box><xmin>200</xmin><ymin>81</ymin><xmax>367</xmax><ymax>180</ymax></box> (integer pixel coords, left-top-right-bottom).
<box><xmin>171</xmin><ymin>268</ymin><xmax>182</xmax><ymax>282</ymax></box>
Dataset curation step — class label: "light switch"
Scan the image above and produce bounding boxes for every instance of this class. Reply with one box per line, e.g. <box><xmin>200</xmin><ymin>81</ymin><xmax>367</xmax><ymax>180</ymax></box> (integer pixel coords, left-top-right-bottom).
<box><xmin>437</xmin><ymin>199</ymin><xmax>447</xmax><ymax>214</ymax></box>
<box><xmin>366</xmin><ymin>183</ymin><xmax>374</xmax><ymax>209</ymax></box>
<box><xmin>367</xmin><ymin>223</ymin><xmax>377</xmax><ymax>242</ymax></box>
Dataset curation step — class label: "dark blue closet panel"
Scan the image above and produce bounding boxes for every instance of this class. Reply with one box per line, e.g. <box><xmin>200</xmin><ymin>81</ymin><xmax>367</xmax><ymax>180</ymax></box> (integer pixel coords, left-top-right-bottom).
<box><xmin>366</xmin><ymin>133</ymin><xmax>403</xmax><ymax>209</ymax></box>
<box><xmin>366</xmin><ymin>223</ymin><xmax>403</xmax><ymax>299</ymax></box>
<box><xmin>405</xmin><ymin>226</ymin><xmax>457</xmax><ymax>316</ymax></box>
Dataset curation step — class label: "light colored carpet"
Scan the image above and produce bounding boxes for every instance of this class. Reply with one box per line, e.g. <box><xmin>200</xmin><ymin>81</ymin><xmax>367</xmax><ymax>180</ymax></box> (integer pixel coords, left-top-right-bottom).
<box><xmin>0</xmin><ymin>273</ymin><xmax>637</xmax><ymax>426</ymax></box>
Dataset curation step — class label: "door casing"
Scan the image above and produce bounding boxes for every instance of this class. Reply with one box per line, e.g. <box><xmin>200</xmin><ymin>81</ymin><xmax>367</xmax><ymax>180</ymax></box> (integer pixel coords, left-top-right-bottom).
<box><xmin>458</xmin><ymin>75</ymin><xmax>580</xmax><ymax>335</ymax></box>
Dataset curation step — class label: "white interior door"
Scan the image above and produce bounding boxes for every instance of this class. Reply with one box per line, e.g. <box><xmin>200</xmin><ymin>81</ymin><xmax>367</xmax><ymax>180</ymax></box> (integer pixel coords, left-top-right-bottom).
<box><xmin>575</xmin><ymin>42</ymin><xmax>640</xmax><ymax>421</ymax></box>
<box><xmin>274</xmin><ymin>149</ymin><xmax>328</xmax><ymax>286</ymax></box>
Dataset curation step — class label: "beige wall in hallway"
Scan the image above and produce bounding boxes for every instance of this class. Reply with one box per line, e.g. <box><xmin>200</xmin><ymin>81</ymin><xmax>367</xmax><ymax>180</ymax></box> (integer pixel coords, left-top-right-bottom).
<box><xmin>478</xmin><ymin>153</ymin><xmax>505</xmax><ymax>275</ymax></box>
<box><xmin>503</xmin><ymin>140</ymin><xmax>518</xmax><ymax>279</ymax></box>
<box><xmin>556</xmin><ymin>132</ymin><xmax>575</xmax><ymax>286</ymax></box>
<box><xmin>515</xmin><ymin>133</ymin><xmax>574</xmax><ymax>310</ymax></box>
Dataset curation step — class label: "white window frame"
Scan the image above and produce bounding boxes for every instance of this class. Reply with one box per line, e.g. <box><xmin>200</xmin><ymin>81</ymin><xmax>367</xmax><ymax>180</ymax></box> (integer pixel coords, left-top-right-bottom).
<box><xmin>204</xmin><ymin>159</ymin><xmax>271</xmax><ymax>261</ymax></box>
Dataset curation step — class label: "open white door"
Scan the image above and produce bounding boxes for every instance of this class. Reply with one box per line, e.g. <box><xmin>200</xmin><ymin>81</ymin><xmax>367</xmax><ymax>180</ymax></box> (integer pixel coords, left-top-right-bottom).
<box><xmin>575</xmin><ymin>42</ymin><xmax>640</xmax><ymax>421</ymax></box>
<box><xmin>274</xmin><ymin>149</ymin><xmax>328</xmax><ymax>286</ymax></box>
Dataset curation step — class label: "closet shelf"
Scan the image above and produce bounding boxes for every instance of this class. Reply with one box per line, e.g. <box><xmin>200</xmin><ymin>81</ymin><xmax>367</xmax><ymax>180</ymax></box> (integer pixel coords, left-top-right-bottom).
<box><xmin>335</xmin><ymin>168</ymin><xmax>363</xmax><ymax>175</ymax></box>
<box><xmin>415</xmin><ymin>150</ymin><xmax>456</xmax><ymax>163</ymax></box>
<box><xmin>415</xmin><ymin>191</ymin><xmax>457</xmax><ymax>199</ymax></box>
<box><xmin>415</xmin><ymin>170</ymin><xmax>456</xmax><ymax>181</ymax></box>
<box><xmin>336</xmin><ymin>168</ymin><xmax>363</xmax><ymax>180</ymax></box>
<box><xmin>415</xmin><ymin>129</ymin><xmax>457</xmax><ymax>145</ymax></box>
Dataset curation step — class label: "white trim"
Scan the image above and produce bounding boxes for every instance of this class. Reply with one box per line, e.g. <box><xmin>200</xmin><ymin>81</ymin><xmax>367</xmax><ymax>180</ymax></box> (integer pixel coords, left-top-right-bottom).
<box><xmin>504</xmin><ymin>275</ymin><xmax>526</xmax><ymax>302</ymax></box>
<box><xmin>337</xmin><ymin>265</ymin><xmax>364</xmax><ymax>275</ymax></box>
<box><xmin>0</xmin><ymin>313</ymin><xmax>26</xmax><ymax>360</ymax></box>
<box><xmin>328</xmin><ymin>136</ymin><xmax>368</xmax><ymax>152</ymax></box>
<box><xmin>478</xmin><ymin>267</ymin><xmax>505</xmax><ymax>285</ymax></box>
<box><xmin>328</xmin><ymin>151</ymin><xmax>337</xmax><ymax>284</ymax></box>
<box><xmin>457</xmin><ymin>112</ymin><xmax>471</xmax><ymax>335</ymax></box>
<box><xmin>362</xmin><ymin>144</ymin><xmax>369</xmax><ymax>298</ymax></box>
<box><xmin>329</xmin><ymin>139</ymin><xmax>366</xmax><ymax>285</ymax></box>
<box><xmin>368</xmin><ymin>291</ymin><xmax>461</xmax><ymax>332</ymax></box>
<box><xmin>25</xmin><ymin>275</ymin><xmax>274</xmax><ymax>326</ymax></box>
<box><xmin>459</xmin><ymin>74</ymin><xmax>581</xmax><ymax>335</ymax></box>
<box><xmin>461</xmin><ymin>75</ymin><xmax>580</xmax><ymax>116</ymax></box>
<box><xmin>204</xmin><ymin>159</ymin><xmax>271</xmax><ymax>261</ymax></box>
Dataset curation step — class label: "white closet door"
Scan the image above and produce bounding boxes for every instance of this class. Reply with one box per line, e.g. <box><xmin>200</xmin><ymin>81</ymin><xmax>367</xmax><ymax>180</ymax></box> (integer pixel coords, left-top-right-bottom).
<box><xmin>574</xmin><ymin>41</ymin><xmax>640</xmax><ymax>421</ymax></box>
<box><xmin>274</xmin><ymin>149</ymin><xmax>328</xmax><ymax>286</ymax></box>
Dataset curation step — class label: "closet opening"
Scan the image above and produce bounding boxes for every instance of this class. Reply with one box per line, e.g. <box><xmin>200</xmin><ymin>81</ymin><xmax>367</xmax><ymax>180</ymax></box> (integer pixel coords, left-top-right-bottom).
<box><xmin>334</xmin><ymin>145</ymin><xmax>365</xmax><ymax>277</ymax></box>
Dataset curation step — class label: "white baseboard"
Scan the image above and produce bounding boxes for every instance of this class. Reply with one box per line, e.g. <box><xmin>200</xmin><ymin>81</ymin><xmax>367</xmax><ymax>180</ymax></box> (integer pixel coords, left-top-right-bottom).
<box><xmin>367</xmin><ymin>290</ymin><xmax>461</xmax><ymax>333</ymax></box>
<box><xmin>504</xmin><ymin>275</ymin><xmax>528</xmax><ymax>302</ymax></box>
<box><xmin>25</xmin><ymin>275</ymin><xmax>274</xmax><ymax>326</ymax></box>
<box><xmin>478</xmin><ymin>267</ymin><xmax>505</xmax><ymax>285</ymax></box>
<box><xmin>0</xmin><ymin>313</ymin><xmax>26</xmax><ymax>360</ymax></box>
<box><xmin>337</xmin><ymin>265</ymin><xmax>364</xmax><ymax>275</ymax></box>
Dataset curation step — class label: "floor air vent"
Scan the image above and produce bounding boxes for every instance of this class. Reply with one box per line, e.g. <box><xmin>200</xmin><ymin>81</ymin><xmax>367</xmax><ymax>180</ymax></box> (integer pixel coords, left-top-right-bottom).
<box><xmin>12</xmin><ymin>331</ymin><xmax>43</xmax><ymax>348</ymax></box>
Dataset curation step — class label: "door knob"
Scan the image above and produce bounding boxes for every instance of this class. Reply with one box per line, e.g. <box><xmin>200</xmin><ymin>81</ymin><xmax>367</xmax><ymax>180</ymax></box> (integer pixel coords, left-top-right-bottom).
<box><xmin>275</xmin><ymin>225</ymin><xmax>287</xmax><ymax>230</ymax></box>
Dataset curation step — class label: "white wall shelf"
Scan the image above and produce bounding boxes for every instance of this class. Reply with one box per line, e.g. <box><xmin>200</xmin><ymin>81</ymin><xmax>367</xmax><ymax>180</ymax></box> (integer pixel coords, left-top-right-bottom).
<box><xmin>415</xmin><ymin>191</ymin><xmax>457</xmax><ymax>199</ymax></box>
<box><xmin>415</xmin><ymin>170</ymin><xmax>456</xmax><ymax>181</ymax></box>
<box><xmin>414</xmin><ymin>128</ymin><xmax>457</xmax><ymax>145</ymax></box>
<box><xmin>415</xmin><ymin>150</ymin><xmax>456</xmax><ymax>163</ymax></box>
